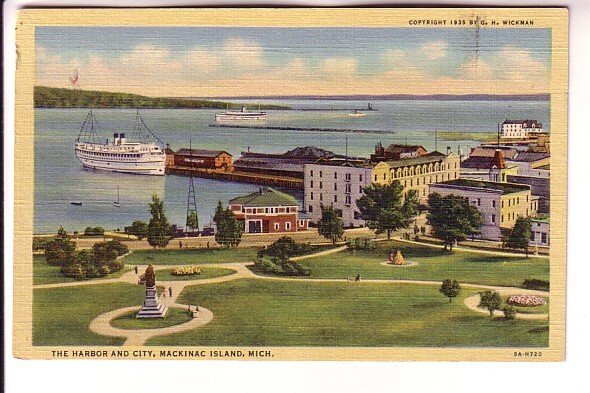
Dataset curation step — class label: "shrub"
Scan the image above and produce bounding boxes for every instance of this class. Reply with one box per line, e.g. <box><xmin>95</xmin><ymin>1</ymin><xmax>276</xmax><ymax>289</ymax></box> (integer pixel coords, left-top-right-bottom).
<box><xmin>507</xmin><ymin>295</ymin><xmax>547</xmax><ymax>307</ymax></box>
<box><xmin>84</xmin><ymin>226</ymin><xmax>105</xmax><ymax>236</ymax></box>
<box><xmin>521</xmin><ymin>279</ymin><xmax>550</xmax><ymax>291</ymax></box>
<box><xmin>33</xmin><ymin>237</ymin><xmax>51</xmax><ymax>251</ymax></box>
<box><xmin>503</xmin><ymin>306</ymin><xmax>517</xmax><ymax>320</ymax></box>
<box><xmin>171</xmin><ymin>266</ymin><xmax>202</xmax><ymax>276</ymax></box>
<box><xmin>258</xmin><ymin>236</ymin><xmax>315</xmax><ymax>261</ymax></box>
<box><xmin>346</xmin><ymin>238</ymin><xmax>376</xmax><ymax>252</ymax></box>
<box><xmin>253</xmin><ymin>257</ymin><xmax>310</xmax><ymax>277</ymax></box>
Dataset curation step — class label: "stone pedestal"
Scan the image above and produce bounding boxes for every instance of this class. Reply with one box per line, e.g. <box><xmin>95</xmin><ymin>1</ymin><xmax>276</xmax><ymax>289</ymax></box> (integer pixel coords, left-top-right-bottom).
<box><xmin>136</xmin><ymin>286</ymin><xmax>168</xmax><ymax>318</ymax></box>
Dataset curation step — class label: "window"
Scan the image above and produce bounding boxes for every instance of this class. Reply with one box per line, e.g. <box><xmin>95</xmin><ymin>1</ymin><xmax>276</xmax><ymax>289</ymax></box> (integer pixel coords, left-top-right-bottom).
<box><xmin>274</xmin><ymin>223</ymin><xmax>280</xmax><ymax>230</ymax></box>
<box><xmin>285</xmin><ymin>222</ymin><xmax>291</xmax><ymax>230</ymax></box>
<box><xmin>345</xmin><ymin>173</ymin><xmax>351</xmax><ymax>181</ymax></box>
<box><xmin>299</xmin><ymin>220</ymin><xmax>305</xmax><ymax>226</ymax></box>
<box><xmin>541</xmin><ymin>233</ymin><xmax>547</xmax><ymax>244</ymax></box>
<box><xmin>501</xmin><ymin>215</ymin><xmax>504</xmax><ymax>223</ymax></box>
<box><xmin>334</xmin><ymin>172</ymin><xmax>338</xmax><ymax>179</ymax></box>
<box><xmin>310</xmin><ymin>180</ymin><xmax>314</xmax><ymax>188</ymax></box>
<box><xmin>383</xmin><ymin>173</ymin><xmax>386</xmax><ymax>180</ymax></box>
<box><xmin>491</xmin><ymin>214</ymin><xmax>496</xmax><ymax>223</ymax></box>
<box><xmin>265</xmin><ymin>208</ymin><xmax>269</xmax><ymax>213</ymax></box>
<box><xmin>308</xmin><ymin>205</ymin><xmax>314</xmax><ymax>213</ymax></box>
<box><xmin>310</xmin><ymin>192</ymin><xmax>314</xmax><ymax>200</ymax></box>
<box><xmin>492</xmin><ymin>200</ymin><xmax>496</xmax><ymax>208</ymax></box>
<box><xmin>502</xmin><ymin>201</ymin><xmax>504</xmax><ymax>208</ymax></box>
<box><xmin>359</xmin><ymin>186</ymin><xmax>363</xmax><ymax>194</ymax></box>
<box><xmin>310</xmin><ymin>170</ymin><xmax>314</xmax><ymax>177</ymax></box>
<box><xmin>345</xmin><ymin>195</ymin><xmax>351</xmax><ymax>205</ymax></box>
<box><xmin>319</xmin><ymin>171</ymin><xmax>323</xmax><ymax>178</ymax></box>
<box><xmin>359</xmin><ymin>174</ymin><xmax>363</xmax><ymax>182</ymax></box>
<box><xmin>345</xmin><ymin>183</ymin><xmax>351</xmax><ymax>193</ymax></box>
<box><xmin>477</xmin><ymin>198</ymin><xmax>481</xmax><ymax>206</ymax></box>
<box><xmin>334</xmin><ymin>195</ymin><xmax>338</xmax><ymax>203</ymax></box>
<box><xmin>374</xmin><ymin>175</ymin><xmax>378</xmax><ymax>181</ymax></box>
<box><xmin>320</xmin><ymin>193</ymin><xmax>323</xmax><ymax>201</ymax></box>
<box><xmin>334</xmin><ymin>183</ymin><xmax>338</xmax><ymax>191</ymax></box>
<box><xmin>319</xmin><ymin>182</ymin><xmax>323</xmax><ymax>189</ymax></box>
<box><xmin>530</xmin><ymin>232</ymin><xmax>535</xmax><ymax>241</ymax></box>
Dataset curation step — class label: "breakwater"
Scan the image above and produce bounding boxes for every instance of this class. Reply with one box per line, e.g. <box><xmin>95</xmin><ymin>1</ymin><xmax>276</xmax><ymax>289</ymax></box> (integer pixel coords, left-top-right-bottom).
<box><xmin>209</xmin><ymin>124</ymin><xmax>393</xmax><ymax>134</ymax></box>
<box><xmin>166</xmin><ymin>166</ymin><xmax>304</xmax><ymax>189</ymax></box>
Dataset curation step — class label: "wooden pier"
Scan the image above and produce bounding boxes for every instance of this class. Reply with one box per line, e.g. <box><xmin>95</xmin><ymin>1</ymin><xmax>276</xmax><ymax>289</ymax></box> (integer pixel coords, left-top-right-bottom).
<box><xmin>209</xmin><ymin>124</ymin><xmax>394</xmax><ymax>135</ymax></box>
<box><xmin>166</xmin><ymin>166</ymin><xmax>304</xmax><ymax>189</ymax></box>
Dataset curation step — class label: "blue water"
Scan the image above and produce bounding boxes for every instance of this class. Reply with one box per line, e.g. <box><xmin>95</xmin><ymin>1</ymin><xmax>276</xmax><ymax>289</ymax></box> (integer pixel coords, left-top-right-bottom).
<box><xmin>34</xmin><ymin>99</ymin><xmax>549</xmax><ymax>234</ymax></box>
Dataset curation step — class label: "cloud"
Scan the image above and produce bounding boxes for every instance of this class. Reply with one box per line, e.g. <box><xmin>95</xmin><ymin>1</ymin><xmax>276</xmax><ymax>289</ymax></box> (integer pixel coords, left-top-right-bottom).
<box><xmin>321</xmin><ymin>57</ymin><xmax>357</xmax><ymax>77</ymax></box>
<box><xmin>221</xmin><ymin>38</ymin><xmax>264</xmax><ymax>68</ymax></box>
<box><xmin>421</xmin><ymin>41</ymin><xmax>447</xmax><ymax>60</ymax></box>
<box><xmin>383</xmin><ymin>49</ymin><xmax>408</xmax><ymax>66</ymax></box>
<box><xmin>495</xmin><ymin>45</ymin><xmax>548</xmax><ymax>83</ymax></box>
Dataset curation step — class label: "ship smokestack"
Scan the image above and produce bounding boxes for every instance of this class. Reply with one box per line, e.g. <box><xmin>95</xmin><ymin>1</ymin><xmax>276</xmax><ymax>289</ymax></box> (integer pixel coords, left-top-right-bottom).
<box><xmin>120</xmin><ymin>133</ymin><xmax>126</xmax><ymax>144</ymax></box>
<box><xmin>113</xmin><ymin>133</ymin><xmax>119</xmax><ymax>145</ymax></box>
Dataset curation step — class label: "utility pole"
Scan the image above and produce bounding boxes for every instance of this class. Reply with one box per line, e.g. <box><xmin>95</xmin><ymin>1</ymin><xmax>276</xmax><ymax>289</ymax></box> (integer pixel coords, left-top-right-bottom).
<box><xmin>434</xmin><ymin>129</ymin><xmax>438</xmax><ymax>152</ymax></box>
<box><xmin>345</xmin><ymin>136</ymin><xmax>349</xmax><ymax>162</ymax></box>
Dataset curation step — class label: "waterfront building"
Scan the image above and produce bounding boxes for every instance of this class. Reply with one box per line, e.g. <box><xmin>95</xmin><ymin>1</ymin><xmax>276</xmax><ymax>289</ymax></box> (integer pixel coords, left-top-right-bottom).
<box><xmin>164</xmin><ymin>145</ymin><xmax>176</xmax><ymax>168</ymax></box>
<box><xmin>501</xmin><ymin>119</ymin><xmax>544</xmax><ymax>139</ymax></box>
<box><xmin>460</xmin><ymin>150</ymin><xmax>518</xmax><ymax>182</ymax></box>
<box><xmin>429</xmin><ymin>179</ymin><xmax>538</xmax><ymax>241</ymax></box>
<box><xmin>233</xmin><ymin>146</ymin><xmax>338</xmax><ymax>179</ymax></box>
<box><xmin>303</xmin><ymin>158</ymin><xmax>373</xmax><ymax>228</ymax></box>
<box><xmin>173</xmin><ymin>149</ymin><xmax>233</xmax><ymax>170</ymax></box>
<box><xmin>505</xmin><ymin>151</ymin><xmax>550</xmax><ymax>172</ymax></box>
<box><xmin>370</xmin><ymin>143</ymin><xmax>427</xmax><ymax>163</ymax></box>
<box><xmin>372</xmin><ymin>149</ymin><xmax>461</xmax><ymax>201</ymax></box>
<box><xmin>229</xmin><ymin>187</ymin><xmax>308</xmax><ymax>234</ymax></box>
<box><xmin>530</xmin><ymin>217</ymin><xmax>550</xmax><ymax>247</ymax></box>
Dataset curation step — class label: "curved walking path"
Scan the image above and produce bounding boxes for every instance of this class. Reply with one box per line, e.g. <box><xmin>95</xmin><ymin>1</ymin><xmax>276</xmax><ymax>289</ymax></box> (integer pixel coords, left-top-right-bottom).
<box><xmin>37</xmin><ymin>245</ymin><xmax>550</xmax><ymax>345</ymax></box>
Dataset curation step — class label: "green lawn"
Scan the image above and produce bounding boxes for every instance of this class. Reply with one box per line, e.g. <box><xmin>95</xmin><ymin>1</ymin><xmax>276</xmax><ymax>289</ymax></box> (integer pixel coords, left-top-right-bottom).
<box><xmin>121</xmin><ymin>247</ymin><xmax>260</xmax><ymax>266</ymax></box>
<box><xmin>155</xmin><ymin>267</ymin><xmax>236</xmax><ymax>281</ymax></box>
<box><xmin>288</xmin><ymin>240</ymin><xmax>549</xmax><ymax>288</ymax></box>
<box><xmin>110</xmin><ymin>307</ymin><xmax>193</xmax><ymax>329</ymax></box>
<box><xmin>33</xmin><ymin>255</ymin><xmax>131</xmax><ymax>285</ymax></box>
<box><xmin>148</xmin><ymin>279</ymin><xmax>548</xmax><ymax>347</ymax></box>
<box><xmin>33</xmin><ymin>283</ymin><xmax>145</xmax><ymax>346</ymax></box>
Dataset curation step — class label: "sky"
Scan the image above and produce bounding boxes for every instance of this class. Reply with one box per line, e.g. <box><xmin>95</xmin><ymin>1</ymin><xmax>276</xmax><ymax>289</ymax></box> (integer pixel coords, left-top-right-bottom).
<box><xmin>36</xmin><ymin>27</ymin><xmax>551</xmax><ymax>97</ymax></box>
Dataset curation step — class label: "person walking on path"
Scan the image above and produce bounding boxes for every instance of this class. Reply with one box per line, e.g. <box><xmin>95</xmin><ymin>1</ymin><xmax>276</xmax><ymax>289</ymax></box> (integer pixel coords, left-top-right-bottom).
<box><xmin>168</xmin><ymin>287</ymin><xmax>173</xmax><ymax>297</ymax></box>
<box><xmin>179</xmin><ymin>240</ymin><xmax>183</xmax><ymax>249</ymax></box>
<box><xmin>134</xmin><ymin>266</ymin><xmax>138</xmax><ymax>274</ymax></box>
<box><xmin>355</xmin><ymin>274</ymin><xmax>361</xmax><ymax>282</ymax></box>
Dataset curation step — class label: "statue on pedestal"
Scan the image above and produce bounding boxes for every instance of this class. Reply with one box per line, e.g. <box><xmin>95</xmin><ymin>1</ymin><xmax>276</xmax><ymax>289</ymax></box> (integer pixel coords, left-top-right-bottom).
<box><xmin>388</xmin><ymin>250</ymin><xmax>405</xmax><ymax>265</ymax></box>
<box><xmin>136</xmin><ymin>264</ymin><xmax>168</xmax><ymax>318</ymax></box>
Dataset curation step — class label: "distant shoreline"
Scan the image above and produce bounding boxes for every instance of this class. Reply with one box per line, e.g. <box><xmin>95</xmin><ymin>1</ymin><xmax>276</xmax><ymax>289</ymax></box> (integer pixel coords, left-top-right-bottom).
<box><xmin>186</xmin><ymin>94</ymin><xmax>550</xmax><ymax>102</ymax></box>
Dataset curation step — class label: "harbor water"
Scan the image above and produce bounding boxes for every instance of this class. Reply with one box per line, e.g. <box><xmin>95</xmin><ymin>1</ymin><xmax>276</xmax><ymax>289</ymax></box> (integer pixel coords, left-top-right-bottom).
<box><xmin>34</xmin><ymin>99</ymin><xmax>549</xmax><ymax>234</ymax></box>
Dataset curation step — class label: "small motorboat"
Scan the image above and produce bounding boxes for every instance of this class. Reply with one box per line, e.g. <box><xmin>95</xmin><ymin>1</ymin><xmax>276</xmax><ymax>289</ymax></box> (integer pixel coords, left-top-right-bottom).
<box><xmin>113</xmin><ymin>186</ymin><xmax>121</xmax><ymax>207</ymax></box>
<box><xmin>70</xmin><ymin>201</ymin><xmax>83</xmax><ymax>206</ymax></box>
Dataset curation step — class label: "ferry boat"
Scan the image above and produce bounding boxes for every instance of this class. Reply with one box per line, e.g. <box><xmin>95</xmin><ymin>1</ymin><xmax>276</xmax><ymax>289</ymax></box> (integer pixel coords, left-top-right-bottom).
<box><xmin>215</xmin><ymin>106</ymin><xmax>266</xmax><ymax>122</ymax></box>
<box><xmin>74</xmin><ymin>111</ymin><xmax>166</xmax><ymax>176</ymax></box>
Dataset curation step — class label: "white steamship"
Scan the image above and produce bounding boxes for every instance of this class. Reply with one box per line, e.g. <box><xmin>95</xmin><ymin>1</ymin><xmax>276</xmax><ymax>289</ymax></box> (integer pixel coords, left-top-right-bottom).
<box><xmin>74</xmin><ymin>111</ymin><xmax>166</xmax><ymax>176</ymax></box>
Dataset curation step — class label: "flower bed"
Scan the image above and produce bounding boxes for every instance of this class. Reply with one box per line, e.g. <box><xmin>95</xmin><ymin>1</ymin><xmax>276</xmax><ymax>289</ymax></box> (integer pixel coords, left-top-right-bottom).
<box><xmin>507</xmin><ymin>295</ymin><xmax>547</xmax><ymax>307</ymax></box>
<box><xmin>171</xmin><ymin>266</ymin><xmax>202</xmax><ymax>276</ymax></box>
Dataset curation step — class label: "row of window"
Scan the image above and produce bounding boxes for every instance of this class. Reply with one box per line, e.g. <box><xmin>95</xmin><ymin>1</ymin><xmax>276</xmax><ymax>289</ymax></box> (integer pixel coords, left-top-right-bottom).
<box><xmin>309</xmin><ymin>181</ymin><xmax>360</xmax><ymax>193</ymax></box>
<box><xmin>80</xmin><ymin>150</ymin><xmax>142</xmax><ymax>159</ymax></box>
<box><xmin>240</xmin><ymin>206</ymin><xmax>298</xmax><ymax>214</ymax></box>
<box><xmin>309</xmin><ymin>192</ymin><xmax>353</xmax><ymax>205</ymax></box>
<box><xmin>385</xmin><ymin>162</ymin><xmax>458</xmax><ymax>179</ymax></box>
<box><xmin>270</xmin><ymin>220</ymin><xmax>307</xmax><ymax>231</ymax></box>
<box><xmin>308</xmin><ymin>170</ymin><xmax>361</xmax><ymax>182</ymax></box>
<box><xmin>530</xmin><ymin>231</ymin><xmax>549</xmax><ymax>244</ymax></box>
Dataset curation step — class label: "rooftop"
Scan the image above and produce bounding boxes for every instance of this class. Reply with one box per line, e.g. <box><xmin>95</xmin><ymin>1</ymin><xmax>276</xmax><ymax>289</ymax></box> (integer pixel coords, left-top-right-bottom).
<box><xmin>309</xmin><ymin>157</ymin><xmax>372</xmax><ymax>169</ymax></box>
<box><xmin>469</xmin><ymin>146</ymin><xmax>519</xmax><ymax>160</ymax></box>
<box><xmin>176</xmin><ymin>148</ymin><xmax>231</xmax><ymax>158</ymax></box>
<box><xmin>502</xmin><ymin>120</ymin><xmax>543</xmax><ymax>128</ymax></box>
<box><xmin>510</xmin><ymin>151</ymin><xmax>550</xmax><ymax>162</ymax></box>
<box><xmin>432</xmin><ymin>179</ymin><xmax>531</xmax><ymax>194</ymax></box>
<box><xmin>383</xmin><ymin>152</ymin><xmax>449</xmax><ymax>168</ymax></box>
<box><xmin>229</xmin><ymin>187</ymin><xmax>299</xmax><ymax>207</ymax></box>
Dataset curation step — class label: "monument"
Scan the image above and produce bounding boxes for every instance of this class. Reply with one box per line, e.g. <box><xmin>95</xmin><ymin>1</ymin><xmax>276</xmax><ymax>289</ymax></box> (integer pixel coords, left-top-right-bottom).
<box><xmin>136</xmin><ymin>265</ymin><xmax>168</xmax><ymax>318</ymax></box>
<box><xmin>388</xmin><ymin>250</ymin><xmax>405</xmax><ymax>266</ymax></box>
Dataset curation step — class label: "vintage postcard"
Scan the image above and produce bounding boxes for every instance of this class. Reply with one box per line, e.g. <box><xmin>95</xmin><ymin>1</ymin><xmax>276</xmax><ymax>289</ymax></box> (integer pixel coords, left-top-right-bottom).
<box><xmin>13</xmin><ymin>8</ymin><xmax>567</xmax><ymax>361</ymax></box>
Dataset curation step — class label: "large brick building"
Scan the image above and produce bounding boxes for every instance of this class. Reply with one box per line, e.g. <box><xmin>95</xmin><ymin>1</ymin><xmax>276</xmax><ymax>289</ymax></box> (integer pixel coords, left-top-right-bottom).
<box><xmin>229</xmin><ymin>187</ymin><xmax>308</xmax><ymax>234</ymax></box>
<box><xmin>174</xmin><ymin>149</ymin><xmax>233</xmax><ymax>170</ymax></box>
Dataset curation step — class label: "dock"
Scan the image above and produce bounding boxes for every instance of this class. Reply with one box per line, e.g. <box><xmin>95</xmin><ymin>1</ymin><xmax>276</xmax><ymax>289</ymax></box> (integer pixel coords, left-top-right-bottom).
<box><xmin>209</xmin><ymin>124</ymin><xmax>394</xmax><ymax>134</ymax></box>
<box><xmin>166</xmin><ymin>166</ymin><xmax>303</xmax><ymax>189</ymax></box>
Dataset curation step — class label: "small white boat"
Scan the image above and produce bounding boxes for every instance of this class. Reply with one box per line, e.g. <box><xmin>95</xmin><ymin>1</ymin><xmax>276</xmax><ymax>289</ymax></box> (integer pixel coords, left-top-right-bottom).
<box><xmin>348</xmin><ymin>110</ymin><xmax>366</xmax><ymax>117</ymax></box>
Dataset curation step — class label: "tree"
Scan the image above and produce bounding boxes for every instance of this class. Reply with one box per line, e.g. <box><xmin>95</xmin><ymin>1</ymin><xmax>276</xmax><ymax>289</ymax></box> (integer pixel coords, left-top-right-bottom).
<box><xmin>426</xmin><ymin>193</ymin><xmax>483</xmax><ymax>251</ymax></box>
<box><xmin>214</xmin><ymin>204</ymin><xmax>243</xmax><ymax>248</ymax></box>
<box><xmin>186</xmin><ymin>211</ymin><xmax>199</xmax><ymax>232</ymax></box>
<box><xmin>147</xmin><ymin>195</ymin><xmax>172</xmax><ymax>248</ymax></box>
<box><xmin>357</xmin><ymin>182</ymin><xmax>419</xmax><ymax>240</ymax></box>
<box><xmin>439</xmin><ymin>279</ymin><xmax>461</xmax><ymax>303</ymax></box>
<box><xmin>128</xmin><ymin>220</ymin><xmax>148</xmax><ymax>240</ymax></box>
<box><xmin>478</xmin><ymin>290</ymin><xmax>502</xmax><ymax>317</ymax></box>
<box><xmin>503</xmin><ymin>306</ymin><xmax>516</xmax><ymax>320</ymax></box>
<box><xmin>504</xmin><ymin>217</ymin><xmax>532</xmax><ymax>257</ymax></box>
<box><xmin>318</xmin><ymin>205</ymin><xmax>345</xmax><ymax>244</ymax></box>
<box><xmin>44</xmin><ymin>227</ymin><xmax>76</xmax><ymax>266</ymax></box>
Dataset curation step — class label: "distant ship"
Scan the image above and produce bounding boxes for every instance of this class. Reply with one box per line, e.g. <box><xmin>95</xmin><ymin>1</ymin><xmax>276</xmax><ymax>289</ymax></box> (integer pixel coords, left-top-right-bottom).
<box><xmin>215</xmin><ymin>106</ymin><xmax>267</xmax><ymax>122</ymax></box>
<box><xmin>74</xmin><ymin>111</ymin><xmax>166</xmax><ymax>176</ymax></box>
<box><xmin>348</xmin><ymin>110</ymin><xmax>366</xmax><ymax>117</ymax></box>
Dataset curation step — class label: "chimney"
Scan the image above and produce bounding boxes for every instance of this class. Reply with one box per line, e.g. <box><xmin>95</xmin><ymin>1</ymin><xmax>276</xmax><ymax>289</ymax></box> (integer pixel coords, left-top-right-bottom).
<box><xmin>493</xmin><ymin>149</ymin><xmax>505</xmax><ymax>169</ymax></box>
<box><xmin>446</xmin><ymin>146</ymin><xmax>451</xmax><ymax>155</ymax></box>
<box><xmin>259</xmin><ymin>187</ymin><xmax>263</xmax><ymax>195</ymax></box>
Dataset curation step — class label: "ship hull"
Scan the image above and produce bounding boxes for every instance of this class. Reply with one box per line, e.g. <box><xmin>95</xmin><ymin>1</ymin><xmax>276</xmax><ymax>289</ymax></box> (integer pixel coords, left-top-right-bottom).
<box><xmin>75</xmin><ymin>153</ymin><xmax>165</xmax><ymax>176</ymax></box>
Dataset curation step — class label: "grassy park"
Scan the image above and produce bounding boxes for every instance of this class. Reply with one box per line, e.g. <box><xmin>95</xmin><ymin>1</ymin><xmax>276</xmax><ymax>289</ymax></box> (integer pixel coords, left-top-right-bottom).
<box><xmin>33</xmin><ymin>283</ymin><xmax>144</xmax><ymax>346</ymax></box>
<box><xmin>155</xmin><ymin>267</ymin><xmax>236</xmax><ymax>281</ymax></box>
<box><xmin>111</xmin><ymin>307</ymin><xmax>193</xmax><ymax>329</ymax></box>
<box><xmin>33</xmin><ymin>255</ymin><xmax>131</xmax><ymax>285</ymax></box>
<box><xmin>291</xmin><ymin>240</ymin><xmax>549</xmax><ymax>288</ymax></box>
<box><xmin>121</xmin><ymin>247</ymin><xmax>259</xmax><ymax>266</ymax></box>
<box><xmin>149</xmin><ymin>279</ymin><xmax>548</xmax><ymax>347</ymax></box>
